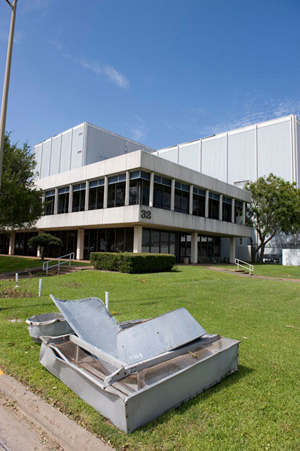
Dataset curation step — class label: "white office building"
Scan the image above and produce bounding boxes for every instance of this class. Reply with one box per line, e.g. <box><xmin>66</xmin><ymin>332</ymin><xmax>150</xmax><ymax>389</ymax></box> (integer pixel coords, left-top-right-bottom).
<box><xmin>155</xmin><ymin>114</ymin><xmax>300</xmax><ymax>258</ymax></box>
<box><xmin>0</xmin><ymin>122</ymin><xmax>251</xmax><ymax>263</ymax></box>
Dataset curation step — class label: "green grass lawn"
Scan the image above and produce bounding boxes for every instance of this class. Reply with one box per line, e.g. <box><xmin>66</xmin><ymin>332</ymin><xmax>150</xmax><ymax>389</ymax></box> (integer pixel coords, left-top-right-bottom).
<box><xmin>0</xmin><ymin>255</ymin><xmax>91</xmax><ymax>274</ymax></box>
<box><xmin>214</xmin><ymin>262</ymin><xmax>300</xmax><ymax>279</ymax></box>
<box><xmin>0</xmin><ymin>266</ymin><xmax>300</xmax><ymax>450</ymax></box>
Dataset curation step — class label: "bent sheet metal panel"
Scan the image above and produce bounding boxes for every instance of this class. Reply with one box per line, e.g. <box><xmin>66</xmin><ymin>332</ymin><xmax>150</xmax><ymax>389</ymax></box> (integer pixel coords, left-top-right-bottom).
<box><xmin>50</xmin><ymin>296</ymin><xmax>206</xmax><ymax>363</ymax></box>
<box><xmin>50</xmin><ymin>295</ymin><xmax>121</xmax><ymax>356</ymax></box>
<box><xmin>40</xmin><ymin>335</ymin><xmax>239</xmax><ymax>433</ymax></box>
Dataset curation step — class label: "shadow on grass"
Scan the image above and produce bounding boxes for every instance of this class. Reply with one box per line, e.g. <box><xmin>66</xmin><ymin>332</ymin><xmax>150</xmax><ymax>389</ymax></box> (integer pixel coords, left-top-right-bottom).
<box><xmin>138</xmin><ymin>364</ymin><xmax>254</xmax><ymax>433</ymax></box>
<box><xmin>0</xmin><ymin>301</ymin><xmax>53</xmax><ymax>311</ymax></box>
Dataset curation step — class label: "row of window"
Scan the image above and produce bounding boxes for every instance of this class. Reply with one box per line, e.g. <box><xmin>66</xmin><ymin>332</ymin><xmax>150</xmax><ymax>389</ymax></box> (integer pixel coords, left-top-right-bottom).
<box><xmin>44</xmin><ymin>171</ymin><xmax>244</xmax><ymax>224</ymax></box>
<box><xmin>0</xmin><ymin>228</ymin><xmax>223</xmax><ymax>263</ymax></box>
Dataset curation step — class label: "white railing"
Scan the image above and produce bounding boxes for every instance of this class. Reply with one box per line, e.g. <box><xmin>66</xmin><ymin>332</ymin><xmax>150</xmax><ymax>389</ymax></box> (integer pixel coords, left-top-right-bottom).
<box><xmin>234</xmin><ymin>258</ymin><xmax>254</xmax><ymax>275</ymax></box>
<box><xmin>43</xmin><ymin>252</ymin><xmax>75</xmax><ymax>276</ymax></box>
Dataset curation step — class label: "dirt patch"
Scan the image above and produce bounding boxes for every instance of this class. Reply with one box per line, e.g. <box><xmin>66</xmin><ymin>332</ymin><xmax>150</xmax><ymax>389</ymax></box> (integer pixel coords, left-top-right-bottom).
<box><xmin>0</xmin><ymin>287</ymin><xmax>34</xmax><ymax>298</ymax></box>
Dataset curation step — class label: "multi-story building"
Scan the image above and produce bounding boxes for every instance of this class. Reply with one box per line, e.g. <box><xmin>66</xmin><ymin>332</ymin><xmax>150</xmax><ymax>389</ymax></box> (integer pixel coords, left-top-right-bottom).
<box><xmin>155</xmin><ymin>114</ymin><xmax>300</xmax><ymax>258</ymax></box>
<box><xmin>0</xmin><ymin>122</ymin><xmax>251</xmax><ymax>263</ymax></box>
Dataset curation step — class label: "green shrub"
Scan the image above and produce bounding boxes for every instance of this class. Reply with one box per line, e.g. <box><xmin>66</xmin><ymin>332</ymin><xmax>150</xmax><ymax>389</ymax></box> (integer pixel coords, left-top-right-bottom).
<box><xmin>90</xmin><ymin>252</ymin><xmax>119</xmax><ymax>271</ymax></box>
<box><xmin>90</xmin><ymin>252</ymin><xmax>175</xmax><ymax>273</ymax></box>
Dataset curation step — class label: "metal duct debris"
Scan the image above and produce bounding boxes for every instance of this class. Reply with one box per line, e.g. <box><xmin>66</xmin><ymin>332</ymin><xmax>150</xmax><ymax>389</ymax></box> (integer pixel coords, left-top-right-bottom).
<box><xmin>40</xmin><ymin>295</ymin><xmax>240</xmax><ymax>433</ymax></box>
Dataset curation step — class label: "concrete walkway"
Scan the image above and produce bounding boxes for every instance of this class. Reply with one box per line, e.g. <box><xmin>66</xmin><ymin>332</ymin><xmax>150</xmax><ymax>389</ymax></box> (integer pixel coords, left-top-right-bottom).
<box><xmin>0</xmin><ymin>371</ymin><xmax>114</xmax><ymax>451</ymax></box>
<box><xmin>207</xmin><ymin>266</ymin><xmax>300</xmax><ymax>282</ymax></box>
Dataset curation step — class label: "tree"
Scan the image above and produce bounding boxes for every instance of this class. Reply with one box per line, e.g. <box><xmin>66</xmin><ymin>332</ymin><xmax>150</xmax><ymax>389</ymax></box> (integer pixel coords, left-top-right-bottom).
<box><xmin>28</xmin><ymin>233</ymin><xmax>63</xmax><ymax>260</ymax></box>
<box><xmin>245</xmin><ymin>174</ymin><xmax>300</xmax><ymax>262</ymax></box>
<box><xmin>0</xmin><ymin>134</ymin><xmax>43</xmax><ymax>230</ymax></box>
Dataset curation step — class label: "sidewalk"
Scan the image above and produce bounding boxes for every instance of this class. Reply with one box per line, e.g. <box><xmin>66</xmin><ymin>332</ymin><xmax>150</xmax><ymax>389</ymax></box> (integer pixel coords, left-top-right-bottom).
<box><xmin>0</xmin><ymin>371</ymin><xmax>114</xmax><ymax>451</ymax></box>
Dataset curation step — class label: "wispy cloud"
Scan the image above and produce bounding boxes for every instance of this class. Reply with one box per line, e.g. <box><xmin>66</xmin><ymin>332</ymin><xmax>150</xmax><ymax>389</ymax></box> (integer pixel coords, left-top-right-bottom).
<box><xmin>49</xmin><ymin>41</ymin><xmax>130</xmax><ymax>90</ymax></box>
<box><xmin>195</xmin><ymin>96</ymin><xmax>300</xmax><ymax>138</ymax></box>
<box><xmin>48</xmin><ymin>40</ymin><xmax>62</xmax><ymax>51</ymax></box>
<box><xmin>0</xmin><ymin>30</ymin><xmax>25</xmax><ymax>44</ymax></box>
<box><xmin>77</xmin><ymin>58</ymin><xmax>130</xmax><ymax>90</ymax></box>
<box><xmin>130</xmin><ymin>115</ymin><xmax>147</xmax><ymax>142</ymax></box>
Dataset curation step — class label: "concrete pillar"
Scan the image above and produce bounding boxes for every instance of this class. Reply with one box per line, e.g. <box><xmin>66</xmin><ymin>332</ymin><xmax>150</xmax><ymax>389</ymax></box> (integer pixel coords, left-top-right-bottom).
<box><xmin>36</xmin><ymin>230</ymin><xmax>43</xmax><ymax>258</ymax></box>
<box><xmin>8</xmin><ymin>232</ymin><xmax>15</xmax><ymax>255</ymax></box>
<box><xmin>171</xmin><ymin>179</ymin><xmax>175</xmax><ymax>211</ymax></box>
<box><xmin>125</xmin><ymin>171</ymin><xmax>130</xmax><ymax>206</ymax></box>
<box><xmin>205</xmin><ymin>190</ymin><xmax>209</xmax><ymax>218</ymax></box>
<box><xmin>149</xmin><ymin>172</ymin><xmax>154</xmax><ymax>207</ymax></box>
<box><xmin>133</xmin><ymin>226</ymin><xmax>143</xmax><ymax>253</ymax></box>
<box><xmin>68</xmin><ymin>185</ymin><xmax>73</xmax><ymax>213</ymax></box>
<box><xmin>232</xmin><ymin>199</ymin><xmax>235</xmax><ymax>223</ymax></box>
<box><xmin>85</xmin><ymin>181</ymin><xmax>89</xmax><ymax>211</ymax></box>
<box><xmin>54</xmin><ymin>188</ymin><xmax>58</xmax><ymax>215</ymax></box>
<box><xmin>103</xmin><ymin>176</ymin><xmax>108</xmax><ymax>208</ymax></box>
<box><xmin>191</xmin><ymin>232</ymin><xmax>198</xmax><ymax>264</ymax></box>
<box><xmin>219</xmin><ymin>194</ymin><xmax>223</xmax><ymax>221</ymax></box>
<box><xmin>229</xmin><ymin>237</ymin><xmax>236</xmax><ymax>263</ymax></box>
<box><xmin>189</xmin><ymin>185</ymin><xmax>193</xmax><ymax>215</ymax></box>
<box><xmin>242</xmin><ymin>202</ymin><xmax>246</xmax><ymax>225</ymax></box>
<box><xmin>76</xmin><ymin>229</ymin><xmax>85</xmax><ymax>260</ymax></box>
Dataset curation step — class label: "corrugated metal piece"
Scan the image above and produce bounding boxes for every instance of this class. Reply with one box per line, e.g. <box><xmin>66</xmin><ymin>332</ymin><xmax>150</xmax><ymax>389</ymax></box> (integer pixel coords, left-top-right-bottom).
<box><xmin>50</xmin><ymin>296</ymin><xmax>206</xmax><ymax>363</ymax></box>
<box><xmin>39</xmin><ymin>295</ymin><xmax>240</xmax><ymax>432</ymax></box>
<box><xmin>26</xmin><ymin>312</ymin><xmax>73</xmax><ymax>344</ymax></box>
<box><xmin>40</xmin><ymin>333</ymin><xmax>239</xmax><ymax>433</ymax></box>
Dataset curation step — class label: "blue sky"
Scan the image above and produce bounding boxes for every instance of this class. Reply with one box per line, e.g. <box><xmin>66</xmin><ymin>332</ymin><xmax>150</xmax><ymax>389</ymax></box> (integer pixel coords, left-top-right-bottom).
<box><xmin>0</xmin><ymin>0</ymin><xmax>300</xmax><ymax>150</ymax></box>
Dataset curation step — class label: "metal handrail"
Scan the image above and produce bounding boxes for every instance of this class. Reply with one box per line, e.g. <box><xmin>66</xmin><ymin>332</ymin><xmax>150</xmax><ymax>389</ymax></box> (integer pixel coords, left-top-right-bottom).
<box><xmin>234</xmin><ymin>258</ymin><xmax>254</xmax><ymax>275</ymax></box>
<box><xmin>43</xmin><ymin>252</ymin><xmax>75</xmax><ymax>275</ymax></box>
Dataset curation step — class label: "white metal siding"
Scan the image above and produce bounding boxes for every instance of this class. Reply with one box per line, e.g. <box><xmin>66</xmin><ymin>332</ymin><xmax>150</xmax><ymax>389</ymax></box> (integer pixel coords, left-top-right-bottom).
<box><xmin>70</xmin><ymin>124</ymin><xmax>84</xmax><ymax>170</ymax></box>
<box><xmin>157</xmin><ymin>147</ymin><xmax>178</xmax><ymax>164</ymax></box>
<box><xmin>257</xmin><ymin>120</ymin><xmax>292</xmax><ymax>181</ymax></box>
<box><xmin>59</xmin><ymin>130</ymin><xmax>73</xmax><ymax>173</ymax></box>
<box><xmin>228</xmin><ymin>129</ymin><xmax>256</xmax><ymax>185</ymax></box>
<box><xmin>40</xmin><ymin>139</ymin><xmax>51</xmax><ymax>178</ymax></box>
<box><xmin>179</xmin><ymin>142</ymin><xmax>200</xmax><ymax>172</ymax></box>
<box><xmin>85</xmin><ymin>124</ymin><xmax>153</xmax><ymax>166</ymax></box>
<box><xmin>49</xmin><ymin>135</ymin><xmax>61</xmax><ymax>176</ymax></box>
<box><xmin>297</xmin><ymin>121</ymin><xmax>300</xmax><ymax>188</ymax></box>
<box><xmin>202</xmin><ymin>136</ymin><xmax>226</xmax><ymax>182</ymax></box>
<box><xmin>34</xmin><ymin>144</ymin><xmax>42</xmax><ymax>178</ymax></box>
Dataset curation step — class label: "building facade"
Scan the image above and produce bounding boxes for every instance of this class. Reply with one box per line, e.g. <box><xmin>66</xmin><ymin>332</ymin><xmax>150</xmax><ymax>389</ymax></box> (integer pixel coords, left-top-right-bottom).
<box><xmin>155</xmin><ymin>114</ymin><xmax>300</xmax><ymax>258</ymax></box>
<box><xmin>2</xmin><ymin>140</ymin><xmax>251</xmax><ymax>263</ymax></box>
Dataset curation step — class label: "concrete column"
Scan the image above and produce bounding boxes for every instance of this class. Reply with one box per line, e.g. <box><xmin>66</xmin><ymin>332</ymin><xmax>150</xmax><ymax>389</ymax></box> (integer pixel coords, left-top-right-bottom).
<box><xmin>36</xmin><ymin>230</ymin><xmax>43</xmax><ymax>258</ymax></box>
<box><xmin>242</xmin><ymin>202</ymin><xmax>246</xmax><ymax>225</ymax></box>
<box><xmin>191</xmin><ymin>232</ymin><xmax>198</xmax><ymax>264</ymax></box>
<box><xmin>189</xmin><ymin>185</ymin><xmax>193</xmax><ymax>215</ymax></box>
<box><xmin>171</xmin><ymin>179</ymin><xmax>175</xmax><ymax>211</ymax></box>
<box><xmin>125</xmin><ymin>171</ymin><xmax>130</xmax><ymax>206</ymax></box>
<box><xmin>54</xmin><ymin>188</ymin><xmax>58</xmax><ymax>215</ymax></box>
<box><xmin>133</xmin><ymin>226</ymin><xmax>143</xmax><ymax>253</ymax></box>
<box><xmin>205</xmin><ymin>190</ymin><xmax>209</xmax><ymax>218</ymax></box>
<box><xmin>41</xmin><ymin>193</ymin><xmax>45</xmax><ymax>214</ymax></box>
<box><xmin>85</xmin><ymin>181</ymin><xmax>89</xmax><ymax>211</ymax></box>
<box><xmin>229</xmin><ymin>237</ymin><xmax>236</xmax><ymax>263</ymax></box>
<box><xmin>68</xmin><ymin>185</ymin><xmax>73</xmax><ymax>213</ymax></box>
<box><xmin>8</xmin><ymin>232</ymin><xmax>15</xmax><ymax>255</ymax></box>
<box><xmin>76</xmin><ymin>228</ymin><xmax>85</xmax><ymax>260</ymax></box>
<box><xmin>219</xmin><ymin>194</ymin><xmax>223</xmax><ymax>221</ymax></box>
<box><xmin>149</xmin><ymin>172</ymin><xmax>154</xmax><ymax>207</ymax></box>
<box><xmin>232</xmin><ymin>199</ymin><xmax>235</xmax><ymax>223</ymax></box>
<box><xmin>103</xmin><ymin>176</ymin><xmax>108</xmax><ymax>208</ymax></box>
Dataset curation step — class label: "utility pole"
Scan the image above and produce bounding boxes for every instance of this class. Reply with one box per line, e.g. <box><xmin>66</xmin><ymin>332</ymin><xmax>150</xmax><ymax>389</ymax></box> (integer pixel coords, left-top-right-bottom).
<box><xmin>0</xmin><ymin>0</ymin><xmax>18</xmax><ymax>190</ymax></box>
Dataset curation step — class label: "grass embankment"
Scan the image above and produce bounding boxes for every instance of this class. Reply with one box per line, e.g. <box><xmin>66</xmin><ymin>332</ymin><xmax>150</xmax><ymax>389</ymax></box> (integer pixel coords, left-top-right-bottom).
<box><xmin>215</xmin><ymin>262</ymin><xmax>300</xmax><ymax>279</ymax></box>
<box><xmin>0</xmin><ymin>255</ymin><xmax>91</xmax><ymax>274</ymax></box>
<box><xmin>0</xmin><ymin>265</ymin><xmax>300</xmax><ymax>450</ymax></box>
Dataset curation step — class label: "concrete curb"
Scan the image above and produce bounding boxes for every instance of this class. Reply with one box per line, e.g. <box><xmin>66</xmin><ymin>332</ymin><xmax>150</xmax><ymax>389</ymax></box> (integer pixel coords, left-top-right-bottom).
<box><xmin>0</xmin><ymin>373</ymin><xmax>114</xmax><ymax>451</ymax></box>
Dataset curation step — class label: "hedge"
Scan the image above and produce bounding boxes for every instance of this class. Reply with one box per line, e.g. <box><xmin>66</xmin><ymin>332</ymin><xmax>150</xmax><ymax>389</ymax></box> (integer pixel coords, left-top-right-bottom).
<box><xmin>90</xmin><ymin>252</ymin><xmax>176</xmax><ymax>274</ymax></box>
